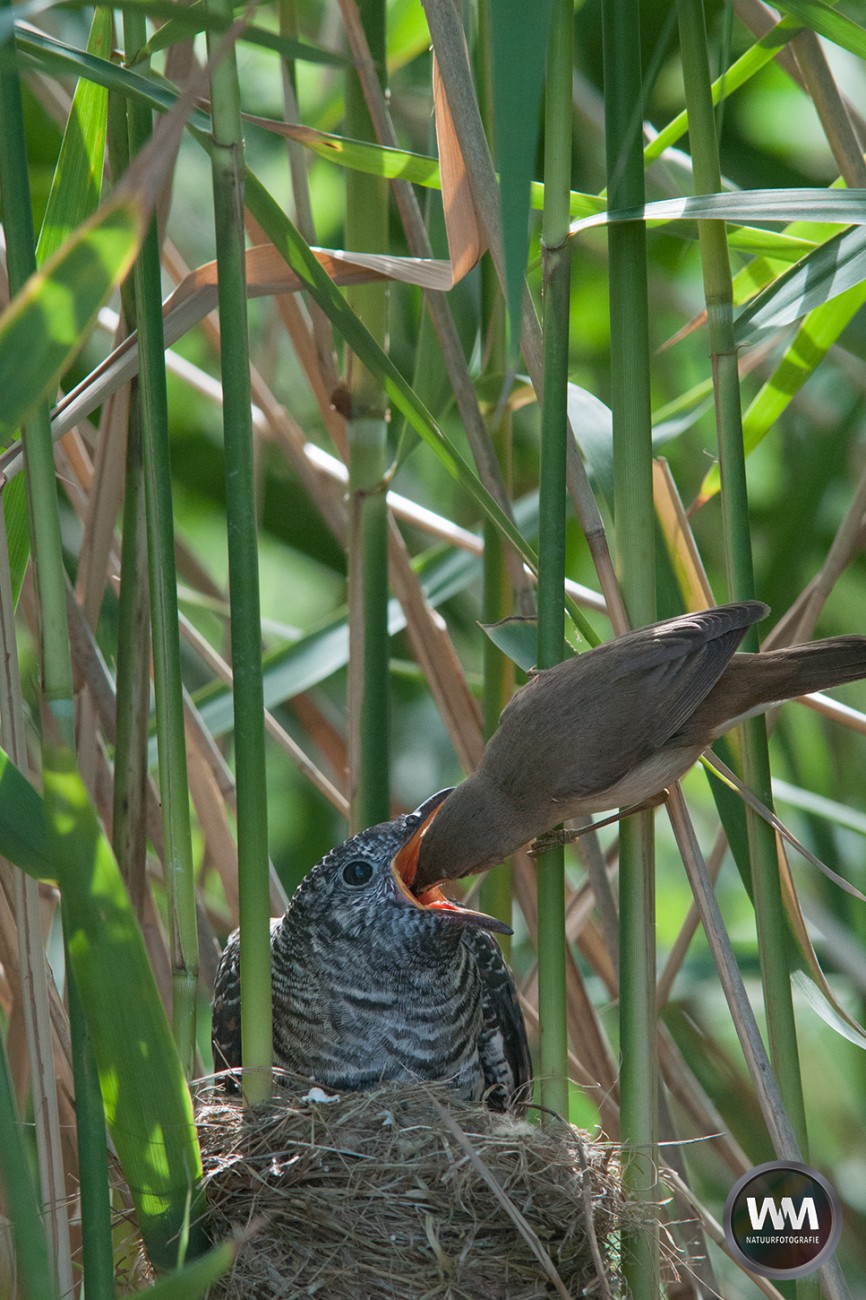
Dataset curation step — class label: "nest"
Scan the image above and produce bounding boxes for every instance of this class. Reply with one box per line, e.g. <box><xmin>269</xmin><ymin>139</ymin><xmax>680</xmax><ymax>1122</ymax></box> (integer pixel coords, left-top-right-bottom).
<box><xmin>197</xmin><ymin>1075</ymin><xmax>643</xmax><ymax>1299</ymax></box>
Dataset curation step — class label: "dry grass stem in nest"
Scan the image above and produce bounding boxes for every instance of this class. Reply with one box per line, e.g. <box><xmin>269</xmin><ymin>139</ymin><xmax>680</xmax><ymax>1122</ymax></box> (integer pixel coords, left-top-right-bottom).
<box><xmin>197</xmin><ymin>1073</ymin><xmax>643</xmax><ymax>1299</ymax></box>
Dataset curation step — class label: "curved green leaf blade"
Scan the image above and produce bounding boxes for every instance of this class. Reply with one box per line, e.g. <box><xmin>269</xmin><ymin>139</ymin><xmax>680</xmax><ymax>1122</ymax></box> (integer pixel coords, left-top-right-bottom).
<box><xmin>567</xmin><ymin>383</ymin><xmax>614</xmax><ymax>510</ymax></box>
<box><xmin>744</xmin><ymin>280</ymin><xmax>866</xmax><ymax>422</ymax></box>
<box><xmin>481</xmin><ymin>617</ymin><xmax>538</xmax><ymax>672</ymax></box>
<box><xmin>44</xmin><ymin>753</ymin><xmax>205</xmax><ymax>1269</ymax></box>
<box><xmin>490</xmin><ymin>0</ymin><xmax>555</xmax><ymax>350</ymax></box>
<box><xmin>0</xmin><ymin>748</ymin><xmax>54</xmax><ymax>879</ymax></box>
<box><xmin>726</xmin><ymin>226</ymin><xmax>816</xmax><ymax>263</ymax></box>
<box><xmin>480</xmin><ymin>615</ymin><xmax>577</xmax><ymax>672</ymax></box>
<box><xmin>0</xmin><ymin>748</ymin><xmax>205</xmax><ymax>1270</ymax></box>
<box><xmin>133</xmin><ymin>1</ymin><xmax>345</xmax><ymax>66</ymax></box>
<box><xmin>14</xmin><ymin>29</ymin><xmax>212</xmax><ymax>132</ymax></box>
<box><xmin>699</xmin><ymin>280</ymin><xmax>866</xmax><ymax>502</ymax></box>
<box><xmin>735</xmin><ymin>225</ymin><xmax>866</xmax><ymax>345</ymax></box>
<box><xmin>570</xmin><ymin>187</ymin><xmax>866</xmax><ymax>237</ymax></box>
<box><xmin>792</xmin><ymin>969</ymin><xmax>866</xmax><ymax>1050</ymax></box>
<box><xmin>2</xmin><ymin>7</ymin><xmax>112</xmax><ymax>605</ymax></box>
<box><xmin>255</xmin><ymin>118</ymin><xmax>605</xmax><ymax>223</ymax></box>
<box><xmin>0</xmin><ymin>196</ymin><xmax>145</xmax><ymax>444</ymax></box>
<box><xmin>143</xmin><ymin>1237</ymin><xmax>238</xmax><ymax>1298</ymax></box>
<box><xmin>774</xmin><ymin>0</ymin><xmax>866</xmax><ymax>60</ymax></box>
<box><xmin>36</xmin><ymin>6</ymin><xmax>110</xmax><ymax>265</ymax></box>
<box><xmin>246</xmin><ymin>118</ymin><xmax>442</xmax><ymax>187</ymax></box>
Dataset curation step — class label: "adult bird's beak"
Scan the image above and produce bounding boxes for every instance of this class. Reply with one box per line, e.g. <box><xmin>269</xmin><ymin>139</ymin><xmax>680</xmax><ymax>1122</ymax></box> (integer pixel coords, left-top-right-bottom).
<box><xmin>391</xmin><ymin>789</ymin><xmax>512</xmax><ymax>935</ymax></box>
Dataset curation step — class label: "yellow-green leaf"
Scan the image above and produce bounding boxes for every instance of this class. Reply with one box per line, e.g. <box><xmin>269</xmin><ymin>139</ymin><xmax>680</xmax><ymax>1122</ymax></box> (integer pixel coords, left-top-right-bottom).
<box><xmin>145</xmin><ymin>1239</ymin><xmax>238</xmax><ymax>1298</ymax></box>
<box><xmin>36</xmin><ymin>6</ymin><xmax>110</xmax><ymax>265</ymax></box>
<box><xmin>0</xmin><ymin>746</ymin><xmax>205</xmax><ymax>1269</ymax></box>
<box><xmin>0</xmin><ymin>197</ymin><xmax>145</xmax><ymax>444</ymax></box>
<box><xmin>490</xmin><ymin>0</ymin><xmax>556</xmax><ymax>351</ymax></box>
<box><xmin>42</xmin><ymin>752</ymin><xmax>204</xmax><ymax>1269</ymax></box>
<box><xmin>698</xmin><ymin>281</ymin><xmax>866</xmax><ymax>502</ymax></box>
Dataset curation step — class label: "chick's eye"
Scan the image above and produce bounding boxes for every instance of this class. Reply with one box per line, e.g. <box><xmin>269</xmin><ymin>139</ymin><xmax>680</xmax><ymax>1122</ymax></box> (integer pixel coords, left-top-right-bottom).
<box><xmin>342</xmin><ymin>858</ymin><xmax>374</xmax><ymax>887</ymax></box>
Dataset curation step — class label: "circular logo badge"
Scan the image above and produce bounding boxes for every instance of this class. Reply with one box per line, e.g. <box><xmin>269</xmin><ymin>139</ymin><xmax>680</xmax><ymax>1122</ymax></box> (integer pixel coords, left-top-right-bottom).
<box><xmin>724</xmin><ymin>1162</ymin><xmax>842</xmax><ymax>1279</ymax></box>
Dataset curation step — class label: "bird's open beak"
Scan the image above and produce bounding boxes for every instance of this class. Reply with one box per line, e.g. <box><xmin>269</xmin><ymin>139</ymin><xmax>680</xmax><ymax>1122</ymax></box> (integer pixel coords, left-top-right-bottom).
<box><xmin>392</xmin><ymin>790</ymin><xmax>512</xmax><ymax>935</ymax></box>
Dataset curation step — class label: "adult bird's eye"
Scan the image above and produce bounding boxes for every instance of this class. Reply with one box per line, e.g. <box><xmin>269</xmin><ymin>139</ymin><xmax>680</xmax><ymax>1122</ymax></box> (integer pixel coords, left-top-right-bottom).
<box><xmin>342</xmin><ymin>858</ymin><xmax>374</xmax><ymax>887</ymax></box>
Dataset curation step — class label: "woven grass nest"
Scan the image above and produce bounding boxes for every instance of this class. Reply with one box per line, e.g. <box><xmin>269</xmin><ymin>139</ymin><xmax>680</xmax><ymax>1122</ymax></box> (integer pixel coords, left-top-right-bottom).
<box><xmin>197</xmin><ymin>1074</ymin><xmax>643</xmax><ymax>1299</ymax></box>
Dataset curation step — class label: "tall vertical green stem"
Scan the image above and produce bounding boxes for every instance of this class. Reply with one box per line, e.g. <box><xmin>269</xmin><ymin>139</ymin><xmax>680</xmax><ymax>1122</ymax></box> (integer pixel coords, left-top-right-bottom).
<box><xmin>112</xmin><ymin>388</ymin><xmax>151</xmax><ymax>917</ymax></box>
<box><xmin>0</xmin><ymin>27</ymin><xmax>73</xmax><ymax>743</ymax></box>
<box><xmin>603</xmin><ymin>0</ymin><xmax>658</xmax><ymax>1290</ymax></box>
<box><xmin>0</xmin><ymin>16</ymin><xmax>113</xmax><ymax>1291</ymax></box>
<box><xmin>477</xmin><ymin>0</ymin><xmax>513</xmax><ymax>939</ymax></box>
<box><xmin>345</xmin><ymin>0</ymin><xmax>390</xmax><ymax>832</ymax></box>
<box><xmin>676</xmin><ymin>0</ymin><xmax>811</xmax><ymax>1174</ymax></box>
<box><xmin>347</xmin><ymin>429</ymin><xmax>390</xmax><ymax>831</ymax></box>
<box><xmin>205</xmin><ymin>10</ymin><xmax>272</xmax><ymax>1104</ymax></box>
<box><xmin>109</xmin><ymin>96</ymin><xmax>152</xmax><ymax>927</ymax></box>
<box><xmin>535</xmin><ymin>0</ymin><xmax>573</xmax><ymax>1122</ymax></box>
<box><xmin>480</xmin><ymin>500</ymin><xmax>514</xmax><ymax>946</ymax></box>
<box><xmin>123</xmin><ymin>9</ymin><xmax>199</xmax><ymax>1077</ymax></box>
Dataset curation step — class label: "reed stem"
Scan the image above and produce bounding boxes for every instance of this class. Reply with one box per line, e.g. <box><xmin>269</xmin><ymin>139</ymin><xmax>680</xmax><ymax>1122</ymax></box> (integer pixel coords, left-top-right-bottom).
<box><xmin>123</xmin><ymin>5</ymin><xmax>199</xmax><ymax>1075</ymax></box>
<box><xmin>676</xmin><ymin>0</ymin><xmax>811</xmax><ymax>1171</ymax></box>
<box><xmin>477</xmin><ymin>0</ymin><xmax>514</xmax><ymax>941</ymax></box>
<box><xmin>345</xmin><ymin>0</ymin><xmax>391</xmax><ymax>832</ymax></box>
<box><xmin>0</xmin><ymin>15</ymin><xmax>112</xmax><ymax>1287</ymax></box>
<box><xmin>602</xmin><ymin>0</ymin><xmax>658</xmax><ymax>1288</ymax></box>
<box><xmin>535</xmin><ymin>0</ymin><xmax>573</xmax><ymax>1122</ymax></box>
<box><xmin>206</xmin><ymin>2</ymin><xmax>272</xmax><ymax>1103</ymax></box>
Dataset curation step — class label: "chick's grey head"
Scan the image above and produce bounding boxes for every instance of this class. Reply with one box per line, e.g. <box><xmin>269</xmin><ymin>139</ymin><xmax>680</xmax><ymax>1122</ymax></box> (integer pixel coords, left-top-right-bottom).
<box><xmin>285</xmin><ymin>790</ymin><xmax>510</xmax><ymax>945</ymax></box>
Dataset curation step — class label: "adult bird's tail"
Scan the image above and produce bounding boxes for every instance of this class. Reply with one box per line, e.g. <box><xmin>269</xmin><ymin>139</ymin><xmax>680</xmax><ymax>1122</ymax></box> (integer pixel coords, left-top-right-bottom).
<box><xmin>684</xmin><ymin>635</ymin><xmax>866</xmax><ymax>742</ymax></box>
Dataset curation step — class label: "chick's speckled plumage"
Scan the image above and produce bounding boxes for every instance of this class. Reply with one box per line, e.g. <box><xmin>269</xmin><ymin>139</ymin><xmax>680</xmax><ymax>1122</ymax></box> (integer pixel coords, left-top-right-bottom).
<box><xmin>212</xmin><ymin>796</ymin><xmax>530</xmax><ymax>1109</ymax></box>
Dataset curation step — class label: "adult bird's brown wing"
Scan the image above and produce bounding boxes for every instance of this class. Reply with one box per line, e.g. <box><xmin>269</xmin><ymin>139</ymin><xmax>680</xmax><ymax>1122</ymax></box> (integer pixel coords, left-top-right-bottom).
<box><xmin>490</xmin><ymin>601</ymin><xmax>767</xmax><ymax>808</ymax></box>
<box><xmin>462</xmin><ymin>928</ymin><xmax>532</xmax><ymax>1110</ymax></box>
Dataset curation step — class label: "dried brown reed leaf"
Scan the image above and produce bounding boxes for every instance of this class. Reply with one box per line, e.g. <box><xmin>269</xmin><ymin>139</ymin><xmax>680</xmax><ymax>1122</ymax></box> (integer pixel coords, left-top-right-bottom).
<box><xmin>431</xmin><ymin>55</ymin><xmax>484</xmax><ymax>282</ymax></box>
<box><xmin>652</xmin><ymin>459</ymin><xmax>714</xmax><ymax>613</ymax></box>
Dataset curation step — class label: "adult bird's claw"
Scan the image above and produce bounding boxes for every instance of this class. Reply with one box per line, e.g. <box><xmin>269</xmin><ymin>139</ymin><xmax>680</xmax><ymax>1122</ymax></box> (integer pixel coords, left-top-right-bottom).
<box><xmin>529</xmin><ymin>791</ymin><xmax>671</xmax><ymax>855</ymax></box>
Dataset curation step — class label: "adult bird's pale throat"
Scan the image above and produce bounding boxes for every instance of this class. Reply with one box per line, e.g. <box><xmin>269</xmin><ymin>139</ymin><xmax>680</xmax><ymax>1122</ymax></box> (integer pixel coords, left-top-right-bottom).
<box><xmin>212</xmin><ymin>792</ymin><xmax>531</xmax><ymax>1110</ymax></box>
